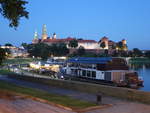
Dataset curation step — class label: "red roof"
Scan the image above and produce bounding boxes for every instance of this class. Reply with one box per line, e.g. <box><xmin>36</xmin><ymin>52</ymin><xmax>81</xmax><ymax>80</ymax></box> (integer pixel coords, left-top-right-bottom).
<box><xmin>42</xmin><ymin>37</ymin><xmax>97</xmax><ymax>43</ymax></box>
<box><xmin>78</xmin><ymin>40</ymin><xmax>97</xmax><ymax>43</ymax></box>
<box><xmin>42</xmin><ymin>37</ymin><xmax>75</xmax><ymax>43</ymax></box>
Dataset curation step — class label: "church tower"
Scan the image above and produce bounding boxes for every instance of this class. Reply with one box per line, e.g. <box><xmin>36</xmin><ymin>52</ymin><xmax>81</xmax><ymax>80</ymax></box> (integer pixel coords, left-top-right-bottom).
<box><xmin>32</xmin><ymin>31</ymin><xmax>39</xmax><ymax>44</ymax></box>
<box><xmin>42</xmin><ymin>24</ymin><xmax>48</xmax><ymax>40</ymax></box>
<box><xmin>52</xmin><ymin>32</ymin><xmax>57</xmax><ymax>39</ymax></box>
<box><xmin>34</xmin><ymin>31</ymin><xmax>38</xmax><ymax>39</ymax></box>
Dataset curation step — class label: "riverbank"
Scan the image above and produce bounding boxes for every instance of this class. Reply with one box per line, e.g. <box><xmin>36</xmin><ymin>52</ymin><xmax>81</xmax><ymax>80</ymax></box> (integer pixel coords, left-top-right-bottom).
<box><xmin>1</xmin><ymin>78</ymin><xmax>150</xmax><ymax>113</ymax></box>
<box><xmin>0</xmin><ymin>80</ymin><xmax>96</xmax><ymax>109</ymax></box>
<box><xmin>129</xmin><ymin>57</ymin><xmax>150</xmax><ymax>63</ymax></box>
<box><xmin>9</xmin><ymin>74</ymin><xmax>150</xmax><ymax>104</ymax></box>
<box><xmin>1</xmin><ymin>68</ymin><xmax>150</xmax><ymax>104</ymax></box>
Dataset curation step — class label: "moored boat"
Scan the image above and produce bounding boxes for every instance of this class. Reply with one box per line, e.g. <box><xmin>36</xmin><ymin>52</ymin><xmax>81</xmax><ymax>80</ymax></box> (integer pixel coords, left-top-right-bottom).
<box><xmin>62</xmin><ymin>57</ymin><xmax>143</xmax><ymax>88</ymax></box>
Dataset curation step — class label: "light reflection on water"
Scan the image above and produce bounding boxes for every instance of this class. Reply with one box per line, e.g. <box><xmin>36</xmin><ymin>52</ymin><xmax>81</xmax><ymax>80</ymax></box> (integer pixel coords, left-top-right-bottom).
<box><xmin>129</xmin><ymin>63</ymin><xmax>150</xmax><ymax>92</ymax></box>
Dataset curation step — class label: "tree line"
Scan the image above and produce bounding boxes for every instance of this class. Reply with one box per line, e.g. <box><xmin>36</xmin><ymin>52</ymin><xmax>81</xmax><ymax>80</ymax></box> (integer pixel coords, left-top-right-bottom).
<box><xmin>1</xmin><ymin>41</ymin><xmax>150</xmax><ymax>65</ymax></box>
<box><xmin>26</xmin><ymin>43</ymin><xmax>69</xmax><ymax>60</ymax></box>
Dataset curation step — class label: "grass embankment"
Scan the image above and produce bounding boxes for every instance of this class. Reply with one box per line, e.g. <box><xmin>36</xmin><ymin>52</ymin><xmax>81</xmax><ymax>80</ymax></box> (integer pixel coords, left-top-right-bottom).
<box><xmin>129</xmin><ymin>57</ymin><xmax>150</xmax><ymax>63</ymax></box>
<box><xmin>0</xmin><ymin>81</ymin><xmax>96</xmax><ymax>109</ymax></box>
<box><xmin>3</xmin><ymin>58</ymin><xmax>40</xmax><ymax>65</ymax></box>
<box><xmin>0</xmin><ymin>69</ymin><xmax>16</xmax><ymax>75</ymax></box>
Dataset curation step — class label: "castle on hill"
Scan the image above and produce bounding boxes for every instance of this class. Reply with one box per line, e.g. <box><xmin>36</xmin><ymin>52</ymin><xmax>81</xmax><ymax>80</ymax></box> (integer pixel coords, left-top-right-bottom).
<box><xmin>32</xmin><ymin>25</ymin><xmax>127</xmax><ymax>52</ymax></box>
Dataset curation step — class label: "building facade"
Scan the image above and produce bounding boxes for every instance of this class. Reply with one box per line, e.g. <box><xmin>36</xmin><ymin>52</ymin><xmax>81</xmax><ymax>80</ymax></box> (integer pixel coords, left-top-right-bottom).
<box><xmin>32</xmin><ymin>25</ymin><xmax>128</xmax><ymax>51</ymax></box>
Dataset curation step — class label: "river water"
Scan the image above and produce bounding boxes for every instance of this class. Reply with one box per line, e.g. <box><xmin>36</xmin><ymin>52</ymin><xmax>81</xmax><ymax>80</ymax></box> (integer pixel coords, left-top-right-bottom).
<box><xmin>129</xmin><ymin>63</ymin><xmax>150</xmax><ymax>92</ymax></box>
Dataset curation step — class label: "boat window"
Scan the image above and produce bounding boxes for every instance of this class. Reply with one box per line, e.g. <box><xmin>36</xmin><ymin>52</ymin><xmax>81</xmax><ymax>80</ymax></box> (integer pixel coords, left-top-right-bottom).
<box><xmin>92</xmin><ymin>71</ymin><xmax>96</xmax><ymax>78</ymax></box>
<box><xmin>75</xmin><ymin>69</ymin><xmax>78</xmax><ymax>75</ymax></box>
<box><xmin>71</xmin><ymin>69</ymin><xmax>75</xmax><ymax>75</ymax></box>
<box><xmin>79</xmin><ymin>70</ymin><xmax>82</xmax><ymax>76</ymax></box>
<box><xmin>87</xmin><ymin>71</ymin><xmax>91</xmax><ymax>78</ymax></box>
<box><xmin>82</xmin><ymin>70</ymin><xmax>86</xmax><ymax>76</ymax></box>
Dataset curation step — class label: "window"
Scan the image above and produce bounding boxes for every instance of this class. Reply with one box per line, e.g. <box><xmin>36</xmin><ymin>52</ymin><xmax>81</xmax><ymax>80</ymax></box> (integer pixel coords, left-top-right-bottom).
<box><xmin>82</xmin><ymin>70</ymin><xmax>86</xmax><ymax>76</ymax></box>
<box><xmin>71</xmin><ymin>69</ymin><xmax>74</xmax><ymax>74</ymax></box>
<box><xmin>92</xmin><ymin>71</ymin><xmax>96</xmax><ymax>78</ymax></box>
<box><xmin>87</xmin><ymin>71</ymin><xmax>91</xmax><ymax>78</ymax></box>
<box><xmin>75</xmin><ymin>69</ymin><xmax>78</xmax><ymax>75</ymax></box>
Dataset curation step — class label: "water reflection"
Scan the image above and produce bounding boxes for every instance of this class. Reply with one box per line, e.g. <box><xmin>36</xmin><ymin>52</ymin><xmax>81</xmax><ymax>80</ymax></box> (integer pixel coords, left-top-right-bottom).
<box><xmin>129</xmin><ymin>63</ymin><xmax>150</xmax><ymax>92</ymax></box>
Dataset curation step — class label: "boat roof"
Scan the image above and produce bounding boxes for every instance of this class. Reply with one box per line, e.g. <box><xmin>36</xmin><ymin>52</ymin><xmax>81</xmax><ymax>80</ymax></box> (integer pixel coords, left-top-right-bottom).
<box><xmin>67</xmin><ymin>57</ymin><xmax>112</xmax><ymax>64</ymax></box>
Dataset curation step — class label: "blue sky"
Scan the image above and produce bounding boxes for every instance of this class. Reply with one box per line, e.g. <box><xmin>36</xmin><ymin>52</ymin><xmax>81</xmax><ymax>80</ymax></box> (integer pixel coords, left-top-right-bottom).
<box><xmin>0</xmin><ymin>0</ymin><xmax>150</xmax><ymax>50</ymax></box>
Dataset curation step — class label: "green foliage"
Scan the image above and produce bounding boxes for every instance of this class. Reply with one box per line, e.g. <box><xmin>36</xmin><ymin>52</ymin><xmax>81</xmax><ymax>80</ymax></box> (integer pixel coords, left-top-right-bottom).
<box><xmin>132</xmin><ymin>48</ymin><xmax>143</xmax><ymax>57</ymax></box>
<box><xmin>100</xmin><ymin>42</ymin><xmax>106</xmax><ymax>49</ymax></box>
<box><xmin>21</xmin><ymin>43</ymin><xmax>28</xmax><ymax>49</ymax></box>
<box><xmin>77</xmin><ymin>46</ymin><xmax>85</xmax><ymax>56</ymax></box>
<box><xmin>145</xmin><ymin>51</ymin><xmax>150</xmax><ymax>58</ymax></box>
<box><xmin>77</xmin><ymin>38</ymin><xmax>83</xmax><ymax>40</ymax></box>
<box><xmin>27</xmin><ymin>43</ymin><xmax>50</xmax><ymax>60</ymax></box>
<box><xmin>0</xmin><ymin>48</ymin><xmax>6</xmax><ymax>65</ymax></box>
<box><xmin>113</xmin><ymin>50</ymin><xmax>128</xmax><ymax>57</ymax></box>
<box><xmin>4</xmin><ymin>48</ymin><xmax>11</xmax><ymax>54</ymax></box>
<box><xmin>50</xmin><ymin>43</ymin><xmax>69</xmax><ymax>56</ymax></box>
<box><xmin>4</xmin><ymin>43</ymin><xmax>13</xmax><ymax>46</ymax></box>
<box><xmin>68</xmin><ymin>39</ymin><xmax>78</xmax><ymax>48</ymax></box>
<box><xmin>129</xmin><ymin>57</ymin><xmax>150</xmax><ymax>63</ymax></box>
<box><xmin>0</xmin><ymin>0</ymin><xmax>29</xmax><ymax>28</ymax></box>
<box><xmin>27</xmin><ymin>43</ymin><xmax>69</xmax><ymax>59</ymax></box>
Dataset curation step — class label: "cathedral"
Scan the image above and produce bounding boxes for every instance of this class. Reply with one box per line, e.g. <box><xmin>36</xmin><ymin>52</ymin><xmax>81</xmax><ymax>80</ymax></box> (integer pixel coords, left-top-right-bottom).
<box><xmin>32</xmin><ymin>25</ymin><xmax>128</xmax><ymax>51</ymax></box>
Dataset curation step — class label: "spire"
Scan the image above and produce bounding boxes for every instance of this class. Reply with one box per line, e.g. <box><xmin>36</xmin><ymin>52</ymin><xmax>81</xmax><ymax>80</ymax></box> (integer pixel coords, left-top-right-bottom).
<box><xmin>34</xmin><ymin>30</ymin><xmax>38</xmax><ymax>39</ymax></box>
<box><xmin>52</xmin><ymin>32</ymin><xmax>57</xmax><ymax>39</ymax></box>
<box><xmin>42</xmin><ymin>24</ymin><xmax>47</xmax><ymax>35</ymax></box>
<box><xmin>42</xmin><ymin>24</ymin><xmax>48</xmax><ymax>40</ymax></box>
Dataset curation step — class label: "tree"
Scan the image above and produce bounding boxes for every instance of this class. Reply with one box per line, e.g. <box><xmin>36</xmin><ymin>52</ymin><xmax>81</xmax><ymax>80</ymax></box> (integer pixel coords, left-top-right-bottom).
<box><xmin>57</xmin><ymin>43</ymin><xmax>69</xmax><ymax>56</ymax></box>
<box><xmin>0</xmin><ymin>0</ymin><xmax>29</xmax><ymax>28</ymax></box>
<box><xmin>100</xmin><ymin>42</ymin><xmax>106</xmax><ymax>49</ymax></box>
<box><xmin>5</xmin><ymin>43</ymin><xmax>13</xmax><ymax>46</ymax></box>
<box><xmin>77</xmin><ymin>38</ymin><xmax>83</xmax><ymax>40</ymax></box>
<box><xmin>68</xmin><ymin>39</ymin><xmax>78</xmax><ymax>48</ymax></box>
<box><xmin>116</xmin><ymin>41</ymin><xmax>123</xmax><ymax>50</ymax></box>
<box><xmin>0</xmin><ymin>48</ymin><xmax>6</xmax><ymax>65</ymax></box>
<box><xmin>21</xmin><ymin>43</ymin><xmax>28</xmax><ymax>49</ymax></box>
<box><xmin>145</xmin><ymin>51</ymin><xmax>150</xmax><ymax>58</ymax></box>
<box><xmin>27</xmin><ymin>43</ymin><xmax>50</xmax><ymax>60</ymax></box>
<box><xmin>133</xmin><ymin>48</ymin><xmax>143</xmax><ymax>57</ymax></box>
<box><xmin>50</xmin><ymin>43</ymin><xmax>69</xmax><ymax>56</ymax></box>
<box><xmin>77</xmin><ymin>46</ymin><xmax>85</xmax><ymax>56</ymax></box>
<box><xmin>4</xmin><ymin>48</ymin><xmax>11</xmax><ymax>56</ymax></box>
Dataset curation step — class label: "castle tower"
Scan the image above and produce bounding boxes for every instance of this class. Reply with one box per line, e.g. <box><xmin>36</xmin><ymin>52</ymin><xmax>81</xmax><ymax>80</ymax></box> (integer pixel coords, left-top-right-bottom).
<box><xmin>42</xmin><ymin>24</ymin><xmax>48</xmax><ymax>40</ymax></box>
<box><xmin>32</xmin><ymin>31</ymin><xmax>39</xmax><ymax>44</ymax></box>
<box><xmin>52</xmin><ymin>32</ymin><xmax>57</xmax><ymax>39</ymax></box>
<box><xmin>34</xmin><ymin>31</ymin><xmax>38</xmax><ymax>39</ymax></box>
<box><xmin>99</xmin><ymin>36</ymin><xmax>109</xmax><ymax>49</ymax></box>
<box><xmin>122</xmin><ymin>39</ymin><xmax>127</xmax><ymax>45</ymax></box>
<box><xmin>122</xmin><ymin>39</ymin><xmax>128</xmax><ymax>51</ymax></box>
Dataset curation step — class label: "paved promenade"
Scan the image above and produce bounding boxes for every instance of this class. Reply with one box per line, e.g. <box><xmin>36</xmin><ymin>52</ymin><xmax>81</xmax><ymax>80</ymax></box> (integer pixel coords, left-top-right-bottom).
<box><xmin>0</xmin><ymin>98</ymin><xmax>74</xmax><ymax>113</ymax></box>
<box><xmin>87</xmin><ymin>102</ymin><xmax>150</xmax><ymax>113</ymax></box>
